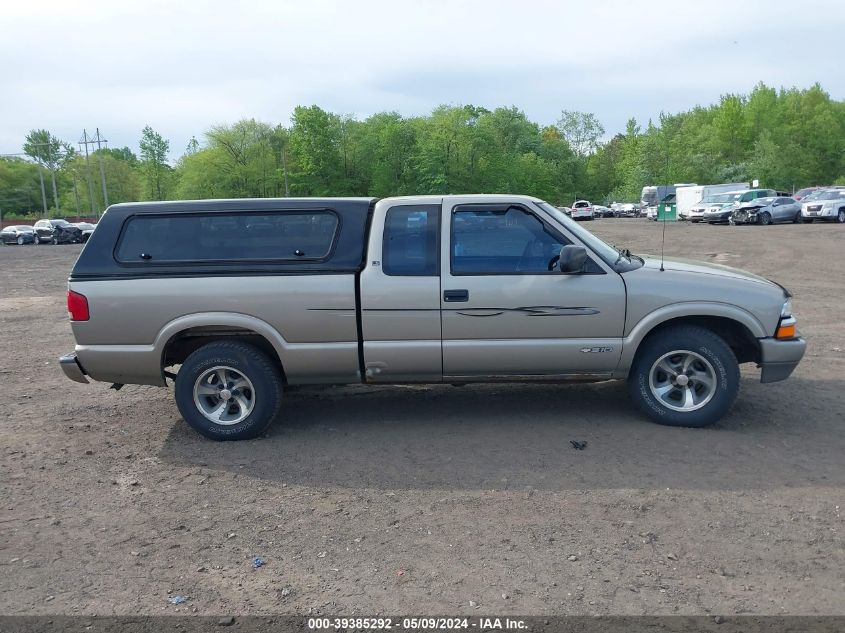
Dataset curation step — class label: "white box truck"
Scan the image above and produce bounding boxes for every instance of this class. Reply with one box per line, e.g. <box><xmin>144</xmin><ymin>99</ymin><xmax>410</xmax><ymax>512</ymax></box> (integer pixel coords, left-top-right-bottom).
<box><xmin>676</xmin><ymin>183</ymin><xmax>749</xmax><ymax>220</ymax></box>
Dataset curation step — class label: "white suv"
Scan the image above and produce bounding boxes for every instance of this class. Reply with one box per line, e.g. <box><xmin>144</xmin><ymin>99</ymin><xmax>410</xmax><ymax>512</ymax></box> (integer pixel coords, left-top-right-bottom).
<box><xmin>800</xmin><ymin>188</ymin><xmax>845</xmax><ymax>223</ymax></box>
<box><xmin>570</xmin><ymin>200</ymin><xmax>594</xmax><ymax>221</ymax></box>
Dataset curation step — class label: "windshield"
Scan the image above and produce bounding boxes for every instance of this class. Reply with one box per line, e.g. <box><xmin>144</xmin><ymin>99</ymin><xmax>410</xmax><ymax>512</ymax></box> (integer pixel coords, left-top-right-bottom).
<box><xmin>537</xmin><ymin>201</ymin><xmax>622</xmax><ymax>266</ymax></box>
<box><xmin>813</xmin><ymin>189</ymin><xmax>845</xmax><ymax>201</ymax></box>
<box><xmin>51</xmin><ymin>220</ymin><xmax>70</xmax><ymax>226</ymax></box>
<box><xmin>641</xmin><ymin>187</ymin><xmax>658</xmax><ymax>205</ymax></box>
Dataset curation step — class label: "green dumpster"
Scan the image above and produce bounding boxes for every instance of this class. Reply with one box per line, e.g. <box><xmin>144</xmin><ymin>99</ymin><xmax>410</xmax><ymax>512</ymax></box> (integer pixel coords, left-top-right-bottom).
<box><xmin>656</xmin><ymin>201</ymin><xmax>677</xmax><ymax>221</ymax></box>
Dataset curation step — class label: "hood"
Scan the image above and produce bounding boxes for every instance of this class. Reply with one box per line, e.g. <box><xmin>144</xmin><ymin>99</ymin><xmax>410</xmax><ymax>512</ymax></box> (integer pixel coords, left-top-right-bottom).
<box><xmin>737</xmin><ymin>202</ymin><xmax>768</xmax><ymax>211</ymax></box>
<box><xmin>638</xmin><ymin>255</ymin><xmax>776</xmax><ymax>287</ymax></box>
<box><xmin>621</xmin><ymin>255</ymin><xmax>788</xmax><ymax>338</ymax></box>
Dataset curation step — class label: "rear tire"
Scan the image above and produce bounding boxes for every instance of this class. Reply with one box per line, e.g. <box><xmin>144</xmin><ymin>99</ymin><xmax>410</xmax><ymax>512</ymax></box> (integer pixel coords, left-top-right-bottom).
<box><xmin>175</xmin><ymin>341</ymin><xmax>283</xmax><ymax>441</ymax></box>
<box><xmin>627</xmin><ymin>325</ymin><xmax>739</xmax><ymax>428</ymax></box>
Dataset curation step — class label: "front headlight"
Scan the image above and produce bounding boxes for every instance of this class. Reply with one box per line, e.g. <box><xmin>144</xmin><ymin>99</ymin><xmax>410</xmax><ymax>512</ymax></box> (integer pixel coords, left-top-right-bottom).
<box><xmin>781</xmin><ymin>298</ymin><xmax>792</xmax><ymax>318</ymax></box>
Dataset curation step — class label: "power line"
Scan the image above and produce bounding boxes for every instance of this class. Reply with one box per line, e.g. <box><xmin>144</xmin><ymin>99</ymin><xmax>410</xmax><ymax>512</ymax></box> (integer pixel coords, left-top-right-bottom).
<box><xmin>78</xmin><ymin>128</ymin><xmax>111</xmax><ymax>218</ymax></box>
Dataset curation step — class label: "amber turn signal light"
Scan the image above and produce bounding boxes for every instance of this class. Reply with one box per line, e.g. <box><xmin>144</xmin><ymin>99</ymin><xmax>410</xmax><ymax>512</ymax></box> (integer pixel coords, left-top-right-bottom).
<box><xmin>775</xmin><ymin>317</ymin><xmax>796</xmax><ymax>340</ymax></box>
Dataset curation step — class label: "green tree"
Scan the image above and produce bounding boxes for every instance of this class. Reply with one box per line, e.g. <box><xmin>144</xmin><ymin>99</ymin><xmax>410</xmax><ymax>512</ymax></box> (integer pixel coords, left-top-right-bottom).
<box><xmin>139</xmin><ymin>125</ymin><xmax>171</xmax><ymax>200</ymax></box>
<box><xmin>555</xmin><ymin>111</ymin><xmax>605</xmax><ymax>157</ymax></box>
<box><xmin>288</xmin><ymin>106</ymin><xmax>344</xmax><ymax>195</ymax></box>
<box><xmin>23</xmin><ymin>129</ymin><xmax>71</xmax><ymax>212</ymax></box>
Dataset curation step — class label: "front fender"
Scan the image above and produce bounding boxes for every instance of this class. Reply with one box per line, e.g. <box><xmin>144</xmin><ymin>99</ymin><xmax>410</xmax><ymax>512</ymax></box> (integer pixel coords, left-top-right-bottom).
<box><xmin>613</xmin><ymin>301</ymin><xmax>767</xmax><ymax>377</ymax></box>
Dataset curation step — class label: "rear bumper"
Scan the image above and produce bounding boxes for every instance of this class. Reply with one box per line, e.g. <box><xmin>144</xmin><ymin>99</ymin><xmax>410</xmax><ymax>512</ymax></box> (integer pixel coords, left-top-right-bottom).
<box><xmin>758</xmin><ymin>336</ymin><xmax>806</xmax><ymax>383</ymax></box>
<box><xmin>59</xmin><ymin>352</ymin><xmax>89</xmax><ymax>384</ymax></box>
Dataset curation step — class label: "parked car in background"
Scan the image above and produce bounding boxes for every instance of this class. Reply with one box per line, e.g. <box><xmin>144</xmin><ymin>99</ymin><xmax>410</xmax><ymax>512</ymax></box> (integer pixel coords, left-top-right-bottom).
<box><xmin>689</xmin><ymin>193</ymin><xmax>735</xmax><ymax>223</ymax></box>
<box><xmin>557</xmin><ymin>206</ymin><xmax>572</xmax><ymax>216</ymax></box>
<box><xmin>0</xmin><ymin>225</ymin><xmax>36</xmax><ymax>245</ymax></box>
<box><xmin>730</xmin><ymin>197</ymin><xmax>801</xmax><ymax>225</ymax></box>
<box><xmin>72</xmin><ymin>222</ymin><xmax>97</xmax><ymax>243</ymax></box>
<box><xmin>793</xmin><ymin>187</ymin><xmax>821</xmax><ymax>201</ymax></box>
<box><xmin>570</xmin><ymin>200</ymin><xmax>594</xmax><ymax>220</ymax></box>
<box><xmin>593</xmin><ymin>205</ymin><xmax>615</xmax><ymax>218</ymax></box>
<box><xmin>801</xmin><ymin>189</ymin><xmax>845</xmax><ymax>223</ymax></box>
<box><xmin>704</xmin><ymin>189</ymin><xmax>777</xmax><ymax>224</ymax></box>
<box><xmin>618</xmin><ymin>203</ymin><xmax>640</xmax><ymax>218</ymax></box>
<box><xmin>676</xmin><ymin>183</ymin><xmax>750</xmax><ymax>220</ymax></box>
<box><xmin>33</xmin><ymin>219</ymin><xmax>83</xmax><ymax>244</ymax></box>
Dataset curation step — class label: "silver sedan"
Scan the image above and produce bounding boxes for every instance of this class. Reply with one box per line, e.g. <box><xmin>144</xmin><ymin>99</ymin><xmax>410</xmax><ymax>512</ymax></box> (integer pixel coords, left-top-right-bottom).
<box><xmin>730</xmin><ymin>197</ymin><xmax>801</xmax><ymax>225</ymax></box>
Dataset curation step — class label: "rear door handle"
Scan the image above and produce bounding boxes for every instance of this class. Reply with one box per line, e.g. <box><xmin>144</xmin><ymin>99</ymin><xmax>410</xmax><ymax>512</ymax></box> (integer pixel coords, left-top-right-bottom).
<box><xmin>444</xmin><ymin>289</ymin><xmax>469</xmax><ymax>302</ymax></box>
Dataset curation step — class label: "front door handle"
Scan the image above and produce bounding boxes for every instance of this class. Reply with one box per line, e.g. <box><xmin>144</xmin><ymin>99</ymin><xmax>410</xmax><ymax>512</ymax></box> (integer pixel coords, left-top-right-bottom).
<box><xmin>444</xmin><ymin>289</ymin><xmax>469</xmax><ymax>302</ymax></box>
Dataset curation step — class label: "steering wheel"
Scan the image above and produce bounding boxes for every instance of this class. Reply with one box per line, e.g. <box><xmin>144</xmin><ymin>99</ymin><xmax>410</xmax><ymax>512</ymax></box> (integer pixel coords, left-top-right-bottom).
<box><xmin>547</xmin><ymin>254</ymin><xmax>560</xmax><ymax>271</ymax></box>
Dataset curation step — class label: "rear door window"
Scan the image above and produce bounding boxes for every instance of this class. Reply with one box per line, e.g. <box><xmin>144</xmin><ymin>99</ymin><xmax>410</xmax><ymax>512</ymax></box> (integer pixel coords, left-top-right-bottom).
<box><xmin>382</xmin><ymin>204</ymin><xmax>440</xmax><ymax>276</ymax></box>
<box><xmin>116</xmin><ymin>211</ymin><xmax>339</xmax><ymax>263</ymax></box>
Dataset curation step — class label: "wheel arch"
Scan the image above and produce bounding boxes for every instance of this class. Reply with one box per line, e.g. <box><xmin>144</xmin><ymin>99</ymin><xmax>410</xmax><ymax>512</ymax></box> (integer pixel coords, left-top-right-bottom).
<box><xmin>616</xmin><ymin>303</ymin><xmax>765</xmax><ymax>376</ymax></box>
<box><xmin>156</xmin><ymin>313</ymin><xmax>288</xmax><ymax>382</ymax></box>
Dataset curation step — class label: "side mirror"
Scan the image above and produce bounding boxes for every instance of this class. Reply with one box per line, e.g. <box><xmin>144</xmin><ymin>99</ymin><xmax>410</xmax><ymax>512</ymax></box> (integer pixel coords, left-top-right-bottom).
<box><xmin>558</xmin><ymin>245</ymin><xmax>587</xmax><ymax>274</ymax></box>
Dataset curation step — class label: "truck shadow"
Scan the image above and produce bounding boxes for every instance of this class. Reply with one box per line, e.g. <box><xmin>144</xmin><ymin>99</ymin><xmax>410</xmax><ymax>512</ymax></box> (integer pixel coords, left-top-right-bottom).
<box><xmin>158</xmin><ymin>376</ymin><xmax>845</xmax><ymax>491</ymax></box>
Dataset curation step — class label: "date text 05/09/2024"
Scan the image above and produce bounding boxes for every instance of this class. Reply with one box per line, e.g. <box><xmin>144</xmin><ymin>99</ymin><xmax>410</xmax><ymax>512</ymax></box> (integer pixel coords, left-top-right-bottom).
<box><xmin>307</xmin><ymin>617</ymin><xmax>528</xmax><ymax>630</ymax></box>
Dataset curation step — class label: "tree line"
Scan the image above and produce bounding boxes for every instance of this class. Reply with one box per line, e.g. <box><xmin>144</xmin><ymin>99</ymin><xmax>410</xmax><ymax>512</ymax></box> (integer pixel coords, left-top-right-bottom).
<box><xmin>1</xmin><ymin>82</ymin><xmax>843</xmax><ymax>219</ymax></box>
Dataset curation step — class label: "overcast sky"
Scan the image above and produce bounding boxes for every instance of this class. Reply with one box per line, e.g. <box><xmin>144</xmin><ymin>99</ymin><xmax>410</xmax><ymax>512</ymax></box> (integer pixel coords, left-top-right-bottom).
<box><xmin>2</xmin><ymin>0</ymin><xmax>842</xmax><ymax>161</ymax></box>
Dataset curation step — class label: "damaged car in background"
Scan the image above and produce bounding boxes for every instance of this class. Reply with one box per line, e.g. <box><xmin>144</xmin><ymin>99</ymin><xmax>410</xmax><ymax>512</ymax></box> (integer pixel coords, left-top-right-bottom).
<box><xmin>33</xmin><ymin>219</ymin><xmax>83</xmax><ymax>244</ymax></box>
<box><xmin>730</xmin><ymin>196</ymin><xmax>801</xmax><ymax>225</ymax></box>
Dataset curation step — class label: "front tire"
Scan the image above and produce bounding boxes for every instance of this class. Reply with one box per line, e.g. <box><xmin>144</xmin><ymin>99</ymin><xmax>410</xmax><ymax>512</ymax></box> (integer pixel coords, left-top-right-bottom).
<box><xmin>628</xmin><ymin>326</ymin><xmax>739</xmax><ymax>428</ymax></box>
<box><xmin>838</xmin><ymin>209</ymin><xmax>845</xmax><ymax>224</ymax></box>
<box><xmin>175</xmin><ymin>341</ymin><xmax>283</xmax><ymax>440</ymax></box>
<box><xmin>757</xmin><ymin>212</ymin><xmax>772</xmax><ymax>226</ymax></box>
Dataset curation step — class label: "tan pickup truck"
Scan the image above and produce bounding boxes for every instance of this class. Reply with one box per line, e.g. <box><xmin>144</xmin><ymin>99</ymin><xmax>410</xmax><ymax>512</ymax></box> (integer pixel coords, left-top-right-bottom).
<box><xmin>60</xmin><ymin>195</ymin><xmax>805</xmax><ymax>440</ymax></box>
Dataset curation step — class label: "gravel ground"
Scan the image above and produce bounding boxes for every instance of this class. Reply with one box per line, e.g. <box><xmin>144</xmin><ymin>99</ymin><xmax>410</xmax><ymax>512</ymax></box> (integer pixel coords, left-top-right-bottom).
<box><xmin>0</xmin><ymin>219</ymin><xmax>843</xmax><ymax>617</ymax></box>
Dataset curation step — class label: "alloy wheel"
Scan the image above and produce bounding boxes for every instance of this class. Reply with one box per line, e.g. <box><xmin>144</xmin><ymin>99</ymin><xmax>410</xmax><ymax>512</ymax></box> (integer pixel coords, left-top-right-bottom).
<box><xmin>649</xmin><ymin>350</ymin><xmax>718</xmax><ymax>412</ymax></box>
<box><xmin>192</xmin><ymin>366</ymin><xmax>256</xmax><ymax>426</ymax></box>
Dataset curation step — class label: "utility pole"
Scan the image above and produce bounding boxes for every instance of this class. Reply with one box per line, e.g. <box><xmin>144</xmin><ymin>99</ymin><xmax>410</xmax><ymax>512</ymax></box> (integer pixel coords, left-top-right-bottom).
<box><xmin>72</xmin><ymin>172</ymin><xmax>81</xmax><ymax>216</ymax></box>
<box><xmin>281</xmin><ymin>144</ymin><xmax>289</xmax><ymax>197</ymax></box>
<box><xmin>94</xmin><ymin>128</ymin><xmax>109</xmax><ymax>208</ymax></box>
<box><xmin>79</xmin><ymin>130</ymin><xmax>97</xmax><ymax>216</ymax></box>
<box><xmin>47</xmin><ymin>144</ymin><xmax>60</xmax><ymax>214</ymax></box>
<box><xmin>37</xmin><ymin>166</ymin><xmax>48</xmax><ymax>215</ymax></box>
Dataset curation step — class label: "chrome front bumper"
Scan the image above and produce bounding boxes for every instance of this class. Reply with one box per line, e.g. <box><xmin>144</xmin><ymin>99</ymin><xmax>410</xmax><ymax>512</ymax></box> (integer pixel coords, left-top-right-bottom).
<box><xmin>59</xmin><ymin>352</ymin><xmax>89</xmax><ymax>384</ymax></box>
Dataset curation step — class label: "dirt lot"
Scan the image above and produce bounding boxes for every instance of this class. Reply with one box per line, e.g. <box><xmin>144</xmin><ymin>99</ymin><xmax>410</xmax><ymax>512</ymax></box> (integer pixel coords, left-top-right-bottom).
<box><xmin>1</xmin><ymin>220</ymin><xmax>843</xmax><ymax>618</ymax></box>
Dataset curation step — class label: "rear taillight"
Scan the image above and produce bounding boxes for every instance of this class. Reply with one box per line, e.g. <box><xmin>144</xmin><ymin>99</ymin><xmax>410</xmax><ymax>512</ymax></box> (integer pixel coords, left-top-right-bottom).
<box><xmin>67</xmin><ymin>290</ymin><xmax>89</xmax><ymax>321</ymax></box>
